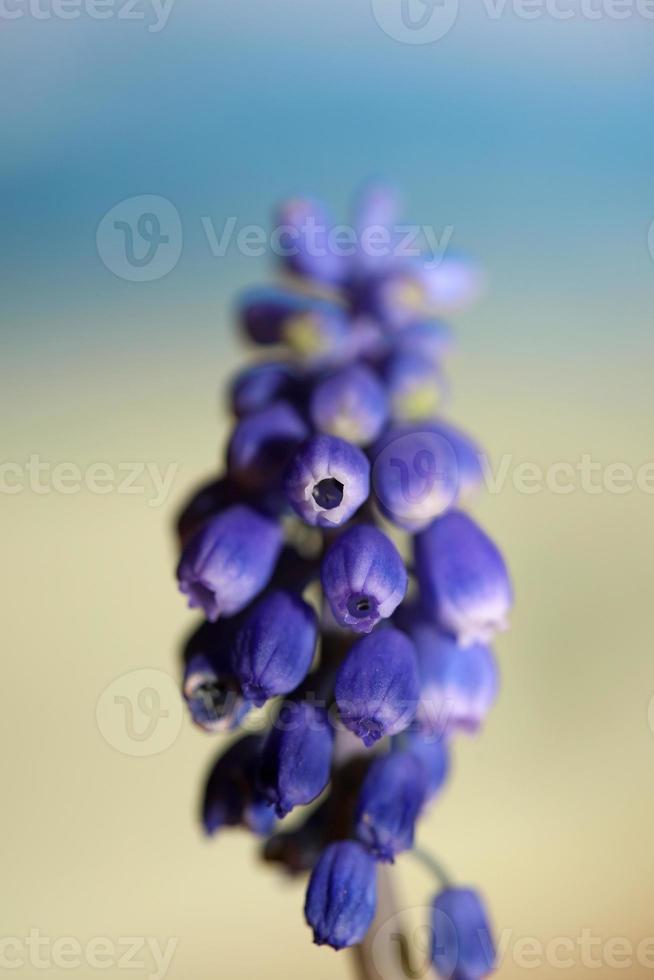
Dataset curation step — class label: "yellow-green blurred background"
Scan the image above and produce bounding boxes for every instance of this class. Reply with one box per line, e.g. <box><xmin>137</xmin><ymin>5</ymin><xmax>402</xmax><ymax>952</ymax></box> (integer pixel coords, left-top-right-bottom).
<box><xmin>3</xmin><ymin>2</ymin><xmax>654</xmax><ymax>977</ymax></box>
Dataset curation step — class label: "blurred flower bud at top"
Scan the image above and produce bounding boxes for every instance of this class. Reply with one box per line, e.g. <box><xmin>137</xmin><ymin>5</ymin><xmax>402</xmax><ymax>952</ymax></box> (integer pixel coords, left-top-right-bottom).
<box><xmin>321</xmin><ymin>524</ymin><xmax>408</xmax><ymax>634</ymax></box>
<box><xmin>355</xmin><ymin>750</ymin><xmax>426</xmax><ymax>861</ymax></box>
<box><xmin>230</xmin><ymin>361</ymin><xmax>298</xmax><ymax>417</ymax></box>
<box><xmin>335</xmin><ymin>628</ymin><xmax>420</xmax><ymax>746</ymax></box>
<box><xmin>310</xmin><ymin>364</ymin><xmax>389</xmax><ymax>446</ymax></box>
<box><xmin>230</xmin><ymin>590</ymin><xmax>318</xmax><ymax>706</ymax></box>
<box><xmin>304</xmin><ymin>841</ymin><xmax>377</xmax><ymax>950</ymax></box>
<box><xmin>371</xmin><ymin>425</ymin><xmax>459</xmax><ymax>532</ymax></box>
<box><xmin>238</xmin><ymin>286</ymin><xmax>317</xmax><ymax>345</ymax></box>
<box><xmin>177</xmin><ymin>504</ymin><xmax>282</xmax><ymax>621</ymax></box>
<box><xmin>351</xmin><ymin>180</ymin><xmax>402</xmax><ymax>274</ymax></box>
<box><xmin>383</xmin><ymin>349</ymin><xmax>448</xmax><ymax>420</ymax></box>
<box><xmin>407</xmin><ymin>620</ymin><xmax>499</xmax><ymax>736</ymax></box>
<box><xmin>431</xmin><ymin>887</ymin><xmax>496</xmax><ymax>980</ymax></box>
<box><xmin>227</xmin><ymin>400</ymin><xmax>309</xmax><ymax>491</ymax></box>
<box><xmin>258</xmin><ymin>701</ymin><xmax>334</xmax><ymax>818</ymax></box>
<box><xmin>282</xmin><ymin>305</ymin><xmax>351</xmax><ymax>366</ymax></box>
<box><xmin>285</xmin><ymin>434</ymin><xmax>370</xmax><ymax>528</ymax></box>
<box><xmin>420</xmin><ymin>252</ymin><xmax>483</xmax><ymax>314</ymax></box>
<box><xmin>202</xmin><ymin>735</ymin><xmax>275</xmax><ymax>837</ymax></box>
<box><xmin>415</xmin><ymin>511</ymin><xmax>513</xmax><ymax>647</ymax></box>
<box><xmin>348</xmin><ymin>267</ymin><xmax>425</xmax><ymax>330</ymax></box>
<box><xmin>275</xmin><ymin>196</ymin><xmax>347</xmax><ymax>286</ymax></box>
<box><xmin>391</xmin><ymin>319</ymin><xmax>455</xmax><ymax>366</ymax></box>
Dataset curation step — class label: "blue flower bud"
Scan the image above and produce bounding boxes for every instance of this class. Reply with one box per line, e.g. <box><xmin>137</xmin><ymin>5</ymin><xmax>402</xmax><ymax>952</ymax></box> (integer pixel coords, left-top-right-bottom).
<box><xmin>202</xmin><ymin>736</ymin><xmax>275</xmax><ymax>837</ymax></box>
<box><xmin>349</xmin><ymin>267</ymin><xmax>428</xmax><ymax>330</ymax></box>
<box><xmin>371</xmin><ymin>425</ymin><xmax>459</xmax><ymax>532</ymax></box>
<box><xmin>275</xmin><ymin>196</ymin><xmax>347</xmax><ymax>286</ymax></box>
<box><xmin>310</xmin><ymin>365</ymin><xmax>389</xmax><ymax>446</ymax></box>
<box><xmin>420</xmin><ymin>253</ymin><xmax>483</xmax><ymax>313</ymax></box>
<box><xmin>227</xmin><ymin>400</ymin><xmax>309</xmax><ymax>491</ymax></box>
<box><xmin>409</xmin><ymin>622</ymin><xmax>499</xmax><ymax>735</ymax></box>
<box><xmin>177</xmin><ymin>504</ymin><xmax>282</xmax><ymax>621</ymax></box>
<box><xmin>335</xmin><ymin>628</ymin><xmax>420</xmax><ymax>746</ymax></box>
<box><xmin>383</xmin><ymin>350</ymin><xmax>448</xmax><ymax>420</ymax></box>
<box><xmin>353</xmin><ymin>179</ymin><xmax>400</xmax><ymax>225</ymax></box>
<box><xmin>282</xmin><ymin>306</ymin><xmax>351</xmax><ymax>366</ymax></box>
<box><xmin>238</xmin><ymin>286</ymin><xmax>316</xmax><ymax>345</ymax></box>
<box><xmin>304</xmin><ymin>841</ymin><xmax>377</xmax><ymax>949</ymax></box>
<box><xmin>258</xmin><ymin>702</ymin><xmax>334</xmax><ymax>818</ymax></box>
<box><xmin>175</xmin><ymin>476</ymin><xmax>234</xmax><ymax>547</ymax></box>
<box><xmin>405</xmin><ymin>730</ymin><xmax>450</xmax><ymax>802</ymax></box>
<box><xmin>355</xmin><ymin>750</ymin><xmax>427</xmax><ymax>861</ymax></box>
<box><xmin>431</xmin><ymin>887</ymin><xmax>496</xmax><ymax>980</ymax></box>
<box><xmin>230</xmin><ymin>361</ymin><xmax>297</xmax><ymax>417</ymax></box>
<box><xmin>285</xmin><ymin>434</ymin><xmax>370</xmax><ymax>528</ymax></box>
<box><xmin>231</xmin><ymin>590</ymin><xmax>318</xmax><ymax>706</ymax></box>
<box><xmin>321</xmin><ymin>525</ymin><xmax>408</xmax><ymax>633</ymax></box>
<box><xmin>427</xmin><ymin>420</ymin><xmax>485</xmax><ymax>499</ymax></box>
<box><xmin>392</xmin><ymin>320</ymin><xmax>454</xmax><ymax>365</ymax></box>
<box><xmin>182</xmin><ymin>619</ymin><xmax>249</xmax><ymax>732</ymax></box>
<box><xmin>414</xmin><ymin>511</ymin><xmax>512</xmax><ymax>646</ymax></box>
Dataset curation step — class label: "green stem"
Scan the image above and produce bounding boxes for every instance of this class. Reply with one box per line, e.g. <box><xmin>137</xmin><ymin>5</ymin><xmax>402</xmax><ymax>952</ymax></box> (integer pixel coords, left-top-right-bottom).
<box><xmin>412</xmin><ymin>847</ymin><xmax>452</xmax><ymax>889</ymax></box>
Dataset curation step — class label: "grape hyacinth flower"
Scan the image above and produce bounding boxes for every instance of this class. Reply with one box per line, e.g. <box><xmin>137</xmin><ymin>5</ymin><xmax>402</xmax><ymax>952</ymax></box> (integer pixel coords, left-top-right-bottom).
<box><xmin>258</xmin><ymin>701</ymin><xmax>334</xmax><ymax>818</ymax></box>
<box><xmin>431</xmin><ymin>887</ymin><xmax>496</xmax><ymax>980</ymax></box>
<box><xmin>406</xmin><ymin>730</ymin><xmax>450</xmax><ymax>803</ymax></box>
<box><xmin>407</xmin><ymin>620</ymin><xmax>500</xmax><ymax>735</ymax></box>
<box><xmin>355</xmin><ymin>750</ymin><xmax>427</xmax><ymax>861</ymax></box>
<box><xmin>202</xmin><ymin>736</ymin><xmax>276</xmax><ymax>837</ymax></box>
<box><xmin>230</xmin><ymin>361</ymin><xmax>297</xmax><ymax>417</ymax></box>
<box><xmin>176</xmin><ymin>504</ymin><xmax>282</xmax><ymax>620</ymax></box>
<box><xmin>182</xmin><ymin>618</ymin><xmax>248</xmax><ymax>732</ymax></box>
<box><xmin>230</xmin><ymin>590</ymin><xmax>318</xmax><ymax>706</ymax></box>
<box><xmin>334</xmin><ymin>628</ymin><xmax>420</xmax><ymax>746</ymax></box>
<box><xmin>310</xmin><ymin>364</ymin><xmax>389</xmax><ymax>446</ymax></box>
<box><xmin>415</xmin><ymin>510</ymin><xmax>513</xmax><ymax>646</ymax></box>
<box><xmin>321</xmin><ymin>524</ymin><xmax>408</xmax><ymax>633</ymax></box>
<box><xmin>304</xmin><ymin>841</ymin><xmax>377</xmax><ymax>949</ymax></box>
<box><xmin>285</xmin><ymin>434</ymin><xmax>370</xmax><ymax>528</ymax></box>
<box><xmin>371</xmin><ymin>424</ymin><xmax>460</xmax><ymax>531</ymax></box>
<box><xmin>227</xmin><ymin>400</ymin><xmax>309</xmax><ymax>491</ymax></box>
<box><xmin>172</xmin><ymin>185</ymin><xmax>513</xmax><ymax>961</ymax></box>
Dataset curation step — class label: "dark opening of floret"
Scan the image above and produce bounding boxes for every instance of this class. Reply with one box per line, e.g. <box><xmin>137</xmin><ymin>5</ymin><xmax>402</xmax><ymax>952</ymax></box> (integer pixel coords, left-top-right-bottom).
<box><xmin>312</xmin><ymin>478</ymin><xmax>344</xmax><ymax>510</ymax></box>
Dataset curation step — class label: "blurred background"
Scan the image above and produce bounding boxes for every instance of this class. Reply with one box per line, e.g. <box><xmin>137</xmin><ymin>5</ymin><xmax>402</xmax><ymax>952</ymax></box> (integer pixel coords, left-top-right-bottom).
<box><xmin>2</xmin><ymin>2</ymin><xmax>654</xmax><ymax>977</ymax></box>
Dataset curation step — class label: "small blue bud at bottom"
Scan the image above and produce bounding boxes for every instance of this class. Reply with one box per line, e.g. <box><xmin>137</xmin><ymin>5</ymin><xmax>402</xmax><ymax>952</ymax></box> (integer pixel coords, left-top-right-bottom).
<box><xmin>304</xmin><ymin>841</ymin><xmax>377</xmax><ymax>950</ymax></box>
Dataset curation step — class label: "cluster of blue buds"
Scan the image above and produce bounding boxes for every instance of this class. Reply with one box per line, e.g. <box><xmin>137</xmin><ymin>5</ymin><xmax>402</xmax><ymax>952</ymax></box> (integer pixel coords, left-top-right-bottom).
<box><xmin>174</xmin><ymin>184</ymin><xmax>512</xmax><ymax>976</ymax></box>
